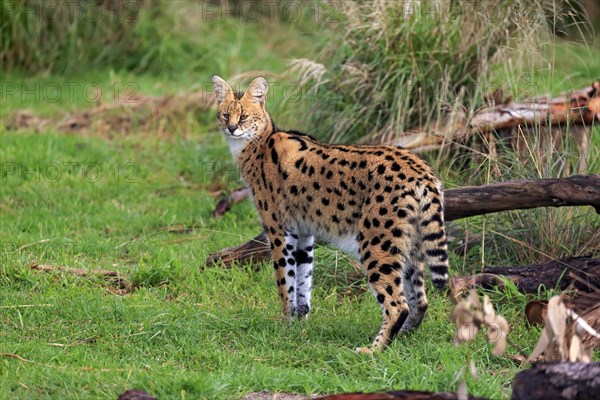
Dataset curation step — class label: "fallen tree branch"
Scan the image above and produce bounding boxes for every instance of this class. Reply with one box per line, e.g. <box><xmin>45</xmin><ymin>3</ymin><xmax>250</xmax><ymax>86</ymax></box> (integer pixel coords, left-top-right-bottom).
<box><xmin>444</xmin><ymin>174</ymin><xmax>600</xmax><ymax>219</ymax></box>
<box><xmin>30</xmin><ymin>262</ymin><xmax>134</xmax><ymax>295</ymax></box>
<box><xmin>388</xmin><ymin>81</ymin><xmax>600</xmax><ymax>152</ymax></box>
<box><xmin>512</xmin><ymin>362</ymin><xmax>600</xmax><ymax>400</ymax></box>
<box><xmin>205</xmin><ymin>175</ymin><xmax>600</xmax><ymax>268</ymax></box>
<box><xmin>450</xmin><ymin>257</ymin><xmax>600</xmax><ymax>296</ymax></box>
<box><xmin>30</xmin><ymin>263</ymin><xmax>119</xmax><ymax>277</ymax></box>
<box><xmin>212</xmin><ymin>187</ymin><xmax>252</xmax><ymax>218</ymax></box>
<box><xmin>316</xmin><ymin>391</ymin><xmax>487</xmax><ymax>400</ymax></box>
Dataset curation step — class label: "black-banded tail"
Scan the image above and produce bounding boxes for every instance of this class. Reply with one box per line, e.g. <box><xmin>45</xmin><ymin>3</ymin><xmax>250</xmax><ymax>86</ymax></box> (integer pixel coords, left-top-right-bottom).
<box><xmin>419</xmin><ymin>184</ymin><xmax>449</xmax><ymax>289</ymax></box>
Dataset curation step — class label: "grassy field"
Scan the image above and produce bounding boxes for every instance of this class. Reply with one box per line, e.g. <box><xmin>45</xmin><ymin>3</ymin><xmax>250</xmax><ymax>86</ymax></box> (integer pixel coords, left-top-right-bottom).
<box><xmin>0</xmin><ymin>131</ymin><xmax>545</xmax><ymax>399</ymax></box>
<box><xmin>1</xmin><ymin>2</ymin><xmax>599</xmax><ymax>399</ymax></box>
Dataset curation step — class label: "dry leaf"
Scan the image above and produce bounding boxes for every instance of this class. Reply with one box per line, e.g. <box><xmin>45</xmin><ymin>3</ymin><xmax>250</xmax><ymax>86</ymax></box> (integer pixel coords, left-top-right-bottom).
<box><xmin>468</xmin><ymin>359</ymin><xmax>478</xmax><ymax>380</ymax></box>
<box><xmin>457</xmin><ymin>380</ymin><xmax>468</xmax><ymax>400</ymax></box>
<box><xmin>467</xmin><ymin>289</ymin><xmax>481</xmax><ymax>309</ymax></box>
<box><xmin>525</xmin><ymin>300</ymin><xmax>547</xmax><ymax>326</ymax></box>
<box><xmin>451</xmin><ymin>289</ymin><xmax>509</xmax><ymax>355</ymax></box>
<box><xmin>490</xmin><ymin>315</ymin><xmax>509</xmax><ymax>356</ymax></box>
<box><xmin>526</xmin><ymin>328</ymin><xmax>550</xmax><ymax>364</ymax></box>
<box><xmin>546</xmin><ymin>296</ymin><xmax>567</xmax><ymax>339</ymax></box>
<box><xmin>569</xmin><ymin>334</ymin><xmax>581</xmax><ymax>362</ymax></box>
<box><xmin>525</xmin><ymin>295</ymin><xmax>598</xmax><ymax>364</ymax></box>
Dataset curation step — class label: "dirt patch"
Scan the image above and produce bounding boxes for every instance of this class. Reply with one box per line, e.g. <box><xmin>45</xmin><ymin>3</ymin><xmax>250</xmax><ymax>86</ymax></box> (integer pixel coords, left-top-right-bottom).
<box><xmin>5</xmin><ymin>90</ymin><xmax>214</xmax><ymax>137</ymax></box>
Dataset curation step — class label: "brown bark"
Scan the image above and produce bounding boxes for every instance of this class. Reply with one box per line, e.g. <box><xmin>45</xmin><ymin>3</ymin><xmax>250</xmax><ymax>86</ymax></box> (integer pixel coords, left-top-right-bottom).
<box><xmin>450</xmin><ymin>257</ymin><xmax>600</xmax><ymax>297</ymax></box>
<box><xmin>205</xmin><ymin>175</ymin><xmax>600</xmax><ymax>268</ymax></box>
<box><xmin>204</xmin><ymin>233</ymin><xmax>271</xmax><ymax>269</ymax></box>
<box><xmin>317</xmin><ymin>391</ymin><xmax>487</xmax><ymax>400</ymax></box>
<box><xmin>118</xmin><ymin>390</ymin><xmax>158</xmax><ymax>400</ymax></box>
<box><xmin>443</xmin><ymin>174</ymin><xmax>600</xmax><ymax>220</ymax></box>
<box><xmin>512</xmin><ymin>362</ymin><xmax>600</xmax><ymax>400</ymax></box>
<box><xmin>469</xmin><ymin>82</ymin><xmax>600</xmax><ymax>130</ymax></box>
<box><xmin>390</xmin><ymin>82</ymin><xmax>600</xmax><ymax>153</ymax></box>
<box><xmin>212</xmin><ymin>187</ymin><xmax>252</xmax><ymax>218</ymax></box>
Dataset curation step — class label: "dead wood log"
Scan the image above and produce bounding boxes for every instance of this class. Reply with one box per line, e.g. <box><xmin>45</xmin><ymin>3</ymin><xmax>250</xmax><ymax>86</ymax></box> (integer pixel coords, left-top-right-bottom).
<box><xmin>444</xmin><ymin>174</ymin><xmax>600</xmax><ymax>219</ymax></box>
<box><xmin>212</xmin><ymin>186</ymin><xmax>252</xmax><ymax>218</ymax></box>
<box><xmin>512</xmin><ymin>362</ymin><xmax>600</xmax><ymax>400</ymax></box>
<box><xmin>389</xmin><ymin>82</ymin><xmax>600</xmax><ymax>153</ymax></box>
<box><xmin>317</xmin><ymin>391</ymin><xmax>487</xmax><ymax>400</ymax></box>
<box><xmin>118</xmin><ymin>389</ymin><xmax>158</xmax><ymax>400</ymax></box>
<box><xmin>204</xmin><ymin>233</ymin><xmax>272</xmax><ymax>268</ymax></box>
<box><xmin>205</xmin><ymin>175</ymin><xmax>600</xmax><ymax>268</ymax></box>
<box><xmin>450</xmin><ymin>257</ymin><xmax>600</xmax><ymax>296</ymax></box>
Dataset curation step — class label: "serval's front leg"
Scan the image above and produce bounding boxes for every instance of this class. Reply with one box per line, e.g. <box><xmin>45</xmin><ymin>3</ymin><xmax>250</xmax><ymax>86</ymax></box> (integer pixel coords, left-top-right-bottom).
<box><xmin>294</xmin><ymin>235</ymin><xmax>315</xmax><ymax>319</ymax></box>
<box><xmin>267</xmin><ymin>228</ymin><xmax>298</xmax><ymax>318</ymax></box>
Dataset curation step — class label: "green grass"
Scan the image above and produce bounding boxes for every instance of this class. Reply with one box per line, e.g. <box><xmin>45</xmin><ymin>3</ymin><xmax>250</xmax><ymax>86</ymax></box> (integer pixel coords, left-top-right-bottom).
<box><xmin>1</xmin><ymin>132</ymin><xmax>547</xmax><ymax>399</ymax></box>
<box><xmin>2</xmin><ymin>120</ymin><xmax>596</xmax><ymax>400</ymax></box>
<box><xmin>1</xmin><ymin>3</ymin><xmax>599</xmax><ymax>399</ymax></box>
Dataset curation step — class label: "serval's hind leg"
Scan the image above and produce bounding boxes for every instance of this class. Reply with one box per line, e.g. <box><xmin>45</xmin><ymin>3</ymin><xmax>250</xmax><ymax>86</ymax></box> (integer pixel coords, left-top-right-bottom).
<box><xmin>355</xmin><ymin>225</ymin><xmax>413</xmax><ymax>353</ymax></box>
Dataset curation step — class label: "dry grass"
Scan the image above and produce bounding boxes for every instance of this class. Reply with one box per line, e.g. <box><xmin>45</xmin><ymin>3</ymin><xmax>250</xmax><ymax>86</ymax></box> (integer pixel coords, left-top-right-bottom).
<box><xmin>289</xmin><ymin>0</ymin><xmax>562</xmax><ymax>144</ymax></box>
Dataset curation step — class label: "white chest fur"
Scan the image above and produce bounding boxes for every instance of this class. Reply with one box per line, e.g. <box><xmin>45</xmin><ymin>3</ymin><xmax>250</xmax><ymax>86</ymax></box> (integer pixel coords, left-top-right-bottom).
<box><xmin>227</xmin><ymin>137</ymin><xmax>250</xmax><ymax>160</ymax></box>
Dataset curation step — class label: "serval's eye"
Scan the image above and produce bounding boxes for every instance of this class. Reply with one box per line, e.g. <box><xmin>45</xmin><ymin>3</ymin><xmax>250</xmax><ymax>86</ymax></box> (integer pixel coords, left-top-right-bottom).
<box><xmin>240</xmin><ymin>114</ymin><xmax>248</xmax><ymax>122</ymax></box>
<box><xmin>222</xmin><ymin>113</ymin><xmax>229</xmax><ymax>121</ymax></box>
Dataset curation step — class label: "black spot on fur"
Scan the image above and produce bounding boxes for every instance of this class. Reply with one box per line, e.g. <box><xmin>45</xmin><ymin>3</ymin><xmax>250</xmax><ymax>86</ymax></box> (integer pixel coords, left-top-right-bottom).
<box><xmin>294</xmin><ymin>249</ymin><xmax>313</xmax><ymax>265</ymax></box>
<box><xmin>381</xmin><ymin>240</ymin><xmax>392</xmax><ymax>251</ymax></box>
<box><xmin>380</xmin><ymin>264</ymin><xmax>393</xmax><ymax>274</ymax></box>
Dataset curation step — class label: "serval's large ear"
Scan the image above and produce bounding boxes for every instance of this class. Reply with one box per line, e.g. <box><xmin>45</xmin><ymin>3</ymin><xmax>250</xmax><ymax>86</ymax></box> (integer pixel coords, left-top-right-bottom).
<box><xmin>245</xmin><ymin>77</ymin><xmax>268</xmax><ymax>105</ymax></box>
<box><xmin>212</xmin><ymin>75</ymin><xmax>234</xmax><ymax>104</ymax></box>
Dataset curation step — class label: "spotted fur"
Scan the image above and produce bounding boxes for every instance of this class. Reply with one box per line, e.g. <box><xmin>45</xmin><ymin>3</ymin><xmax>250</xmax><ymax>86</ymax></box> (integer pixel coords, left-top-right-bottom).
<box><xmin>212</xmin><ymin>76</ymin><xmax>449</xmax><ymax>352</ymax></box>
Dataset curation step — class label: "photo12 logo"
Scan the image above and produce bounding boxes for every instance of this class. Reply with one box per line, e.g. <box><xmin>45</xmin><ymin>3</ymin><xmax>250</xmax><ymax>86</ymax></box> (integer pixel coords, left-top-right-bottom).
<box><xmin>1</xmin><ymin>81</ymin><xmax>139</xmax><ymax>105</ymax></box>
<box><xmin>200</xmin><ymin>0</ymin><xmax>340</xmax><ymax>23</ymax></box>
<box><xmin>1</xmin><ymin>0</ymin><xmax>140</xmax><ymax>24</ymax></box>
<box><xmin>201</xmin><ymin>79</ymin><xmax>342</xmax><ymax>106</ymax></box>
<box><xmin>1</xmin><ymin>162</ymin><xmax>139</xmax><ymax>183</ymax></box>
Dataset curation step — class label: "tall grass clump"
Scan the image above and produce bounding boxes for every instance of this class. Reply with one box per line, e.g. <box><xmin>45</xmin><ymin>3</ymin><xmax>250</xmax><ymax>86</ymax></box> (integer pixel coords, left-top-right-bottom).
<box><xmin>1</xmin><ymin>0</ymin><xmax>161</xmax><ymax>74</ymax></box>
<box><xmin>290</xmin><ymin>0</ymin><xmax>565</xmax><ymax>144</ymax></box>
<box><xmin>0</xmin><ymin>0</ymin><xmax>317</xmax><ymax>76</ymax></box>
<box><xmin>452</xmin><ymin>124</ymin><xmax>599</xmax><ymax>270</ymax></box>
<box><xmin>0</xmin><ymin>0</ymin><xmax>225</xmax><ymax>75</ymax></box>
